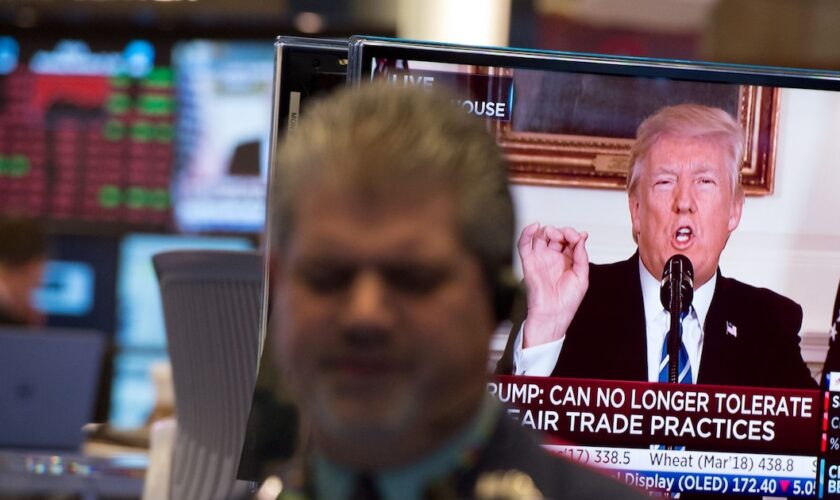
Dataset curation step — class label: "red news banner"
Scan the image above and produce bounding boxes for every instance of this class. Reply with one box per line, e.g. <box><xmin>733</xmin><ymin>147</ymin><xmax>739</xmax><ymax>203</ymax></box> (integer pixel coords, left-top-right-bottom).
<box><xmin>490</xmin><ymin>376</ymin><xmax>821</xmax><ymax>455</ymax></box>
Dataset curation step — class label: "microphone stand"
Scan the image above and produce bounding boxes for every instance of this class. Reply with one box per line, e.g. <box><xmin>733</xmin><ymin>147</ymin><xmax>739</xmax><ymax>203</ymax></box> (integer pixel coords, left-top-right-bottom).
<box><xmin>664</xmin><ymin>256</ymin><xmax>690</xmax><ymax>384</ymax></box>
<box><xmin>667</xmin><ymin>279</ymin><xmax>683</xmax><ymax>384</ymax></box>
<box><xmin>661</xmin><ymin>255</ymin><xmax>692</xmax><ymax>499</ymax></box>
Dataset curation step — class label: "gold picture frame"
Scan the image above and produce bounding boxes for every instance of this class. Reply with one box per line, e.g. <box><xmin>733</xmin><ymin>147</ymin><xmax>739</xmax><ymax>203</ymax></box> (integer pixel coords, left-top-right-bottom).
<box><xmin>486</xmin><ymin>67</ymin><xmax>779</xmax><ymax>195</ymax></box>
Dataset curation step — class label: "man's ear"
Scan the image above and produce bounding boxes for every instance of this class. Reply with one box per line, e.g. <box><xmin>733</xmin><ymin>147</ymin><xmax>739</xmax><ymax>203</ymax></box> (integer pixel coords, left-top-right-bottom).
<box><xmin>628</xmin><ymin>192</ymin><xmax>641</xmax><ymax>240</ymax></box>
<box><xmin>728</xmin><ymin>188</ymin><xmax>744</xmax><ymax>233</ymax></box>
<box><xmin>267</xmin><ymin>251</ymin><xmax>279</xmax><ymax>278</ymax></box>
<box><xmin>266</xmin><ymin>251</ymin><xmax>283</xmax><ymax>316</ymax></box>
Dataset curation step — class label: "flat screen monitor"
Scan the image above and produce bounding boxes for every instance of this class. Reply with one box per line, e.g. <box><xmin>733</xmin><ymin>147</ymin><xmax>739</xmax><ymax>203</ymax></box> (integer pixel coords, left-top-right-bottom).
<box><xmin>34</xmin><ymin>234</ymin><xmax>119</xmax><ymax>335</ymax></box>
<box><xmin>111</xmin><ymin>232</ymin><xmax>253</xmax><ymax>428</ymax></box>
<box><xmin>338</xmin><ymin>37</ymin><xmax>840</xmax><ymax>497</ymax></box>
<box><xmin>169</xmin><ymin>39</ymin><xmax>275</xmax><ymax>235</ymax></box>
<box><xmin>237</xmin><ymin>36</ymin><xmax>348</xmax><ymax>481</ymax></box>
<box><xmin>273</xmin><ymin>36</ymin><xmax>348</xmax><ymax>137</ymax></box>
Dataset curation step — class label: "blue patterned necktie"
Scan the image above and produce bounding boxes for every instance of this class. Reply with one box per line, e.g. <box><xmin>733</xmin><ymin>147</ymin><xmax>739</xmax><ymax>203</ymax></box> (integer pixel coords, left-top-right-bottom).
<box><xmin>658</xmin><ymin>311</ymin><xmax>693</xmax><ymax>384</ymax></box>
<box><xmin>656</xmin><ymin>311</ymin><xmax>693</xmax><ymax>489</ymax></box>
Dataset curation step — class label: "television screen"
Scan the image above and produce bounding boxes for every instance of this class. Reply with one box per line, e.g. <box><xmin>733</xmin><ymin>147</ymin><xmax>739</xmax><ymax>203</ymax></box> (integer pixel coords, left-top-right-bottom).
<box><xmin>344</xmin><ymin>37</ymin><xmax>840</xmax><ymax>497</ymax></box>
<box><xmin>273</xmin><ymin>36</ymin><xmax>348</xmax><ymax>137</ymax></box>
<box><xmin>169</xmin><ymin>40</ymin><xmax>274</xmax><ymax>234</ymax></box>
<box><xmin>34</xmin><ymin>234</ymin><xmax>119</xmax><ymax>335</ymax></box>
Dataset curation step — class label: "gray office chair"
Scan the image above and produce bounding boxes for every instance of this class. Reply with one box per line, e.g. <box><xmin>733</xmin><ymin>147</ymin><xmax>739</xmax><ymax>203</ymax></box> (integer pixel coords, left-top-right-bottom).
<box><xmin>152</xmin><ymin>250</ymin><xmax>264</xmax><ymax>500</ymax></box>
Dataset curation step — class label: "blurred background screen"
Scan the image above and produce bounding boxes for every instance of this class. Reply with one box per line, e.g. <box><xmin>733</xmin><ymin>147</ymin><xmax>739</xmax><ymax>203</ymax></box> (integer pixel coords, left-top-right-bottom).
<box><xmin>0</xmin><ymin>31</ymin><xmax>271</xmax><ymax>427</ymax></box>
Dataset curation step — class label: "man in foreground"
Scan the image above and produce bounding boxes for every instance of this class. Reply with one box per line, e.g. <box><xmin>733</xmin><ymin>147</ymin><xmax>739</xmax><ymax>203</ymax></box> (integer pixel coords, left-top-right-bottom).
<box><xmin>266</xmin><ymin>83</ymin><xmax>647</xmax><ymax>499</ymax></box>
<box><xmin>499</xmin><ymin>103</ymin><xmax>816</xmax><ymax>390</ymax></box>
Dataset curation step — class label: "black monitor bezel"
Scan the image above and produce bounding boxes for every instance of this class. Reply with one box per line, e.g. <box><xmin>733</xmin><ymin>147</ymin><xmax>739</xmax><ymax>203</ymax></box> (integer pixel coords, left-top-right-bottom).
<box><xmin>348</xmin><ymin>36</ymin><xmax>840</xmax><ymax>92</ymax></box>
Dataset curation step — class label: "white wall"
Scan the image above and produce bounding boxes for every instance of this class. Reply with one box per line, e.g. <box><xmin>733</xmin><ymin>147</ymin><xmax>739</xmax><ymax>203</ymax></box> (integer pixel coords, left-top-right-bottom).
<box><xmin>396</xmin><ymin>0</ymin><xmax>511</xmax><ymax>46</ymax></box>
<box><xmin>509</xmin><ymin>87</ymin><xmax>840</xmax><ymax>367</ymax></box>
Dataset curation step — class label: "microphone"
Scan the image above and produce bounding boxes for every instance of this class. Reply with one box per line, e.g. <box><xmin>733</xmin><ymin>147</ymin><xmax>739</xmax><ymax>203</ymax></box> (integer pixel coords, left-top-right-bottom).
<box><xmin>660</xmin><ymin>255</ymin><xmax>694</xmax><ymax>315</ymax></box>
<box><xmin>660</xmin><ymin>255</ymin><xmax>694</xmax><ymax>383</ymax></box>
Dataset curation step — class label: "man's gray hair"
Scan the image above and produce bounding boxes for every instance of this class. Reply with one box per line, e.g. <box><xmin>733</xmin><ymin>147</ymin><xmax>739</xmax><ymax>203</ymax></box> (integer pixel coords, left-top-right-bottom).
<box><xmin>270</xmin><ymin>82</ymin><xmax>514</xmax><ymax>284</ymax></box>
<box><xmin>627</xmin><ymin>103</ymin><xmax>745</xmax><ymax>195</ymax></box>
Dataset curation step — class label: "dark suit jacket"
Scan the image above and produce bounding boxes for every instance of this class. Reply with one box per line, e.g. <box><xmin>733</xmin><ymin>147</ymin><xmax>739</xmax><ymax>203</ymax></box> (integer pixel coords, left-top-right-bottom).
<box><xmin>268</xmin><ymin>408</ymin><xmax>648</xmax><ymax>500</ymax></box>
<box><xmin>498</xmin><ymin>253</ymin><xmax>817</xmax><ymax>390</ymax></box>
<box><xmin>821</xmin><ymin>279</ymin><xmax>840</xmax><ymax>379</ymax></box>
<box><xmin>441</xmin><ymin>410</ymin><xmax>649</xmax><ymax>499</ymax></box>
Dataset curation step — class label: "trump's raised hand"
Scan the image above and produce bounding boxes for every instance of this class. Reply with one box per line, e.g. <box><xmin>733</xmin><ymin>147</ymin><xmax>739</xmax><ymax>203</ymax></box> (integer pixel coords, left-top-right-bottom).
<box><xmin>517</xmin><ymin>223</ymin><xmax>589</xmax><ymax>348</ymax></box>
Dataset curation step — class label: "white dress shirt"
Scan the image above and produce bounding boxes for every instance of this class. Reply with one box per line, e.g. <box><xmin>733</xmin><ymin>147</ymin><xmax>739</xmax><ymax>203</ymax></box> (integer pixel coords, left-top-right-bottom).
<box><xmin>512</xmin><ymin>258</ymin><xmax>716</xmax><ymax>382</ymax></box>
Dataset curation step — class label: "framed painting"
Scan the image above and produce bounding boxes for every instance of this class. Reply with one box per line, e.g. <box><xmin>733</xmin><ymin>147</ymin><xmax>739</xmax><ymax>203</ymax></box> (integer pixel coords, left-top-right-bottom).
<box><xmin>487</xmin><ymin>67</ymin><xmax>779</xmax><ymax>195</ymax></box>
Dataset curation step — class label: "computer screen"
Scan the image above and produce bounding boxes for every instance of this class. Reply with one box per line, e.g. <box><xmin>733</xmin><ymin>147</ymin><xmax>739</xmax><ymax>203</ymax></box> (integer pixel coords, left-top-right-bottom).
<box><xmin>34</xmin><ymin>234</ymin><xmax>119</xmax><ymax>334</ymax></box>
<box><xmin>273</xmin><ymin>37</ymin><xmax>348</xmax><ymax>137</ymax></box>
<box><xmin>170</xmin><ymin>40</ymin><xmax>274</xmax><ymax>234</ymax></box>
<box><xmin>111</xmin><ymin>232</ymin><xmax>253</xmax><ymax>428</ymax></box>
<box><xmin>347</xmin><ymin>37</ymin><xmax>840</xmax><ymax>497</ymax></box>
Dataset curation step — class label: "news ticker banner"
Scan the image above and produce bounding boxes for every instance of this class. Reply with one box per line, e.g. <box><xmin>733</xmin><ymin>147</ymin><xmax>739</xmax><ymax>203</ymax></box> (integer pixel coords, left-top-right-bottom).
<box><xmin>817</xmin><ymin>372</ymin><xmax>840</xmax><ymax>497</ymax></box>
<box><xmin>490</xmin><ymin>376</ymin><xmax>822</xmax><ymax>454</ymax></box>
<box><xmin>544</xmin><ymin>445</ymin><xmax>817</xmax><ymax>496</ymax></box>
<box><xmin>375</xmin><ymin>62</ymin><xmax>514</xmax><ymax>121</ymax></box>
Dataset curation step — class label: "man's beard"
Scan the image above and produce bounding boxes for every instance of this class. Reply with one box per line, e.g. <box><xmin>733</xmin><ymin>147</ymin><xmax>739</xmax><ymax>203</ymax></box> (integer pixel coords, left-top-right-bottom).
<box><xmin>306</xmin><ymin>376</ymin><xmax>420</xmax><ymax>450</ymax></box>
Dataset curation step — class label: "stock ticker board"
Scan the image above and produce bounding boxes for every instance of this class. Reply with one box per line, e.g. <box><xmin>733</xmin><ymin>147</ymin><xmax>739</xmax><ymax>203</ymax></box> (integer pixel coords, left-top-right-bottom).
<box><xmin>0</xmin><ymin>47</ymin><xmax>174</xmax><ymax>228</ymax></box>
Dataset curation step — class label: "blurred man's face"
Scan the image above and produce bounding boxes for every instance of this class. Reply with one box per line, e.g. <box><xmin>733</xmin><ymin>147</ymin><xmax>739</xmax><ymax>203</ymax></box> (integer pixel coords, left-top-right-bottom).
<box><xmin>272</xmin><ymin>184</ymin><xmax>495</xmax><ymax>466</ymax></box>
<box><xmin>0</xmin><ymin>258</ymin><xmax>46</xmax><ymax>324</ymax></box>
<box><xmin>629</xmin><ymin>134</ymin><xmax>743</xmax><ymax>288</ymax></box>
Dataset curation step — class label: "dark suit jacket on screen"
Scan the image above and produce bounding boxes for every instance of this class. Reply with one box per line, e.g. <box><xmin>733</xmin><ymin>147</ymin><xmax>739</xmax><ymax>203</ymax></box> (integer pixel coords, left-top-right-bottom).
<box><xmin>497</xmin><ymin>253</ymin><xmax>818</xmax><ymax>390</ymax></box>
<box><xmin>820</xmin><ymin>279</ymin><xmax>840</xmax><ymax>379</ymax></box>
